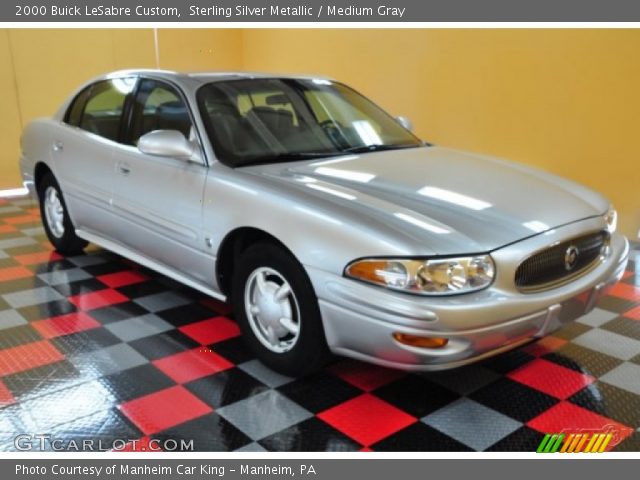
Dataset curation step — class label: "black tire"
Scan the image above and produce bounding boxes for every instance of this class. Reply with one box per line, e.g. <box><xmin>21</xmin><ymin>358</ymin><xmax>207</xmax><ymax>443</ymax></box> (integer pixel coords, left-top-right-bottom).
<box><xmin>231</xmin><ymin>243</ymin><xmax>330</xmax><ymax>377</ymax></box>
<box><xmin>37</xmin><ymin>172</ymin><xmax>88</xmax><ymax>255</ymax></box>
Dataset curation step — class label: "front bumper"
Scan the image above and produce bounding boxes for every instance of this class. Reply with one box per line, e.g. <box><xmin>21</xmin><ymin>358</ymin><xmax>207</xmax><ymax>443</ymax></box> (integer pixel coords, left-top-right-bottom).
<box><xmin>309</xmin><ymin>220</ymin><xmax>629</xmax><ymax>371</ymax></box>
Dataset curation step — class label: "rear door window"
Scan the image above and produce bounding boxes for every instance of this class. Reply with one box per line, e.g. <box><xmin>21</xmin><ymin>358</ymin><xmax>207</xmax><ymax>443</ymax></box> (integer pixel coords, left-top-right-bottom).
<box><xmin>77</xmin><ymin>78</ymin><xmax>136</xmax><ymax>142</ymax></box>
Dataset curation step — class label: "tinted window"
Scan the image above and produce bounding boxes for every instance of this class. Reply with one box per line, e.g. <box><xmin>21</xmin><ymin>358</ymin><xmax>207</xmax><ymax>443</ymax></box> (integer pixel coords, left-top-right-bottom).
<box><xmin>65</xmin><ymin>86</ymin><xmax>91</xmax><ymax>126</ymax></box>
<box><xmin>129</xmin><ymin>79</ymin><xmax>192</xmax><ymax>144</ymax></box>
<box><xmin>78</xmin><ymin>78</ymin><xmax>135</xmax><ymax>142</ymax></box>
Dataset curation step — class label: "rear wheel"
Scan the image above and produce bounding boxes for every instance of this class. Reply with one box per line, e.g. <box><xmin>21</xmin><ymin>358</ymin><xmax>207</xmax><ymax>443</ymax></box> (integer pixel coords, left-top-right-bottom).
<box><xmin>231</xmin><ymin>243</ymin><xmax>329</xmax><ymax>376</ymax></box>
<box><xmin>37</xmin><ymin>173</ymin><xmax>88</xmax><ymax>255</ymax></box>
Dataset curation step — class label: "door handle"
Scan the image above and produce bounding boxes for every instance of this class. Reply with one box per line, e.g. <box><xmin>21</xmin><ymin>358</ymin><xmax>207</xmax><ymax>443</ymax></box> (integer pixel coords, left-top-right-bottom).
<box><xmin>52</xmin><ymin>141</ymin><xmax>63</xmax><ymax>152</ymax></box>
<box><xmin>117</xmin><ymin>163</ymin><xmax>131</xmax><ymax>175</ymax></box>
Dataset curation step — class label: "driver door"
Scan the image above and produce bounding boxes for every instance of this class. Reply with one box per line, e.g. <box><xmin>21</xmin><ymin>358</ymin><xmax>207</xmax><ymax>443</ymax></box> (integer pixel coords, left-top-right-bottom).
<box><xmin>110</xmin><ymin>78</ymin><xmax>212</xmax><ymax>285</ymax></box>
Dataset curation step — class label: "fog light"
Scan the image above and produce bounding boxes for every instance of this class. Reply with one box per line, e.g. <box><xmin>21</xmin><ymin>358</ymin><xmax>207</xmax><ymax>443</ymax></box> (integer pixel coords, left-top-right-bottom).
<box><xmin>392</xmin><ymin>333</ymin><xmax>449</xmax><ymax>348</ymax></box>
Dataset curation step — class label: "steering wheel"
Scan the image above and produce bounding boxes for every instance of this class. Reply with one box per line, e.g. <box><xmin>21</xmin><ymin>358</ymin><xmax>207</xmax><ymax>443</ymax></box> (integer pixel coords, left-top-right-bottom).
<box><xmin>319</xmin><ymin>119</ymin><xmax>345</xmax><ymax>130</ymax></box>
<box><xmin>318</xmin><ymin>119</ymin><xmax>348</xmax><ymax>147</ymax></box>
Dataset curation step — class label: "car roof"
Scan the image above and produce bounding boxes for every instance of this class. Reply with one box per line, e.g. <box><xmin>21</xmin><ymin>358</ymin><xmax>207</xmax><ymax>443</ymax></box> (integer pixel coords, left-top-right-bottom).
<box><xmin>97</xmin><ymin>69</ymin><xmax>333</xmax><ymax>89</ymax></box>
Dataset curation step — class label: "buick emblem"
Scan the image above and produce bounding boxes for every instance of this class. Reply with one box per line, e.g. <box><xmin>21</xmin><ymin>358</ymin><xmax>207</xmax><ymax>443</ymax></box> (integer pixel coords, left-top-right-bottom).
<box><xmin>564</xmin><ymin>245</ymin><xmax>580</xmax><ymax>271</ymax></box>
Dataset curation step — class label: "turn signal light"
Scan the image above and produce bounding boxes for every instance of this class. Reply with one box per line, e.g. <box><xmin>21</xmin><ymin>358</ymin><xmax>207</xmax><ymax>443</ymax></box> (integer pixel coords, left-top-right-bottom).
<box><xmin>392</xmin><ymin>333</ymin><xmax>449</xmax><ymax>349</ymax></box>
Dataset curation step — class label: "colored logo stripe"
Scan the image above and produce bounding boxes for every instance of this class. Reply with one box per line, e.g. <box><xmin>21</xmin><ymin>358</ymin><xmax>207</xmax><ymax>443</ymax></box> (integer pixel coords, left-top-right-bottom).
<box><xmin>537</xmin><ymin>433</ymin><xmax>614</xmax><ymax>453</ymax></box>
<box><xmin>537</xmin><ymin>433</ymin><xmax>565</xmax><ymax>453</ymax></box>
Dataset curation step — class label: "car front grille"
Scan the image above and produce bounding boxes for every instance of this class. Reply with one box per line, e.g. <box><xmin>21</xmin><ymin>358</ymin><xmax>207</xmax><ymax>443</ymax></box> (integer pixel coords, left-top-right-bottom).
<box><xmin>515</xmin><ymin>230</ymin><xmax>609</xmax><ymax>292</ymax></box>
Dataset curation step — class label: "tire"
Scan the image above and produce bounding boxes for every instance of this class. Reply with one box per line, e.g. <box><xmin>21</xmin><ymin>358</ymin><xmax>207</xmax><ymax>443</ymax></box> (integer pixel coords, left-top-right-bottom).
<box><xmin>231</xmin><ymin>243</ymin><xmax>330</xmax><ymax>376</ymax></box>
<box><xmin>37</xmin><ymin>172</ymin><xmax>88</xmax><ymax>255</ymax></box>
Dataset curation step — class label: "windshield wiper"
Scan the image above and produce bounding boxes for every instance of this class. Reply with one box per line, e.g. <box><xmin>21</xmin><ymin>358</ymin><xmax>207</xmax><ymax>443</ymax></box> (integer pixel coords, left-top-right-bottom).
<box><xmin>342</xmin><ymin>144</ymin><xmax>420</xmax><ymax>154</ymax></box>
<box><xmin>238</xmin><ymin>151</ymin><xmax>345</xmax><ymax>167</ymax></box>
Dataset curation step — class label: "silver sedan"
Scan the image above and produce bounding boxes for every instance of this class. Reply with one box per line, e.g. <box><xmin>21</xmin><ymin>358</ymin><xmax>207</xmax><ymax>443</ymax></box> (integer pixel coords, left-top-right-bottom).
<box><xmin>19</xmin><ymin>70</ymin><xmax>629</xmax><ymax>375</ymax></box>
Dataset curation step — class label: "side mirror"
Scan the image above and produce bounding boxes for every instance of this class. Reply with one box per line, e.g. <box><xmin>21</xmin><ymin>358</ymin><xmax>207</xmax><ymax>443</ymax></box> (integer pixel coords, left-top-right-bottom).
<box><xmin>396</xmin><ymin>116</ymin><xmax>413</xmax><ymax>132</ymax></box>
<box><xmin>137</xmin><ymin>130</ymin><xmax>195</xmax><ymax>160</ymax></box>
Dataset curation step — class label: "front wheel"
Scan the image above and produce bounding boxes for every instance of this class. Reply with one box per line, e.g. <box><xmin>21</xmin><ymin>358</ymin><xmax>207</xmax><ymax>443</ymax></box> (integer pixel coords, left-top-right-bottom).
<box><xmin>37</xmin><ymin>173</ymin><xmax>88</xmax><ymax>255</ymax></box>
<box><xmin>231</xmin><ymin>243</ymin><xmax>329</xmax><ymax>376</ymax></box>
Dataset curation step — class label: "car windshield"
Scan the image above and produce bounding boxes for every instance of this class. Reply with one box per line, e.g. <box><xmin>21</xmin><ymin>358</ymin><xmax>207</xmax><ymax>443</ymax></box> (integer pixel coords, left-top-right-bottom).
<box><xmin>196</xmin><ymin>78</ymin><xmax>423</xmax><ymax>167</ymax></box>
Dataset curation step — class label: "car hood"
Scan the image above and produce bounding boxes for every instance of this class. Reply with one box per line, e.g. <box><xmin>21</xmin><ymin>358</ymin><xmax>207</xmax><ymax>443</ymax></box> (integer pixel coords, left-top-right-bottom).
<box><xmin>246</xmin><ymin>146</ymin><xmax>608</xmax><ymax>254</ymax></box>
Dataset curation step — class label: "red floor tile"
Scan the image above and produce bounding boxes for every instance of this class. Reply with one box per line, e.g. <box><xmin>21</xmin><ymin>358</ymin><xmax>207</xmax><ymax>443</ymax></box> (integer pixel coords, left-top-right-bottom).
<box><xmin>152</xmin><ymin>348</ymin><xmax>233</xmax><ymax>384</ymax></box>
<box><xmin>608</xmin><ymin>282</ymin><xmax>640</xmax><ymax>302</ymax></box>
<box><xmin>318</xmin><ymin>393</ymin><xmax>416</xmax><ymax>446</ymax></box>
<box><xmin>97</xmin><ymin>270</ymin><xmax>148</xmax><ymax>288</ymax></box>
<box><xmin>32</xmin><ymin>312</ymin><xmax>101</xmax><ymax>339</ymax></box>
<box><xmin>0</xmin><ymin>224</ymin><xmax>17</xmax><ymax>233</ymax></box>
<box><xmin>119</xmin><ymin>385</ymin><xmax>212</xmax><ymax>435</ymax></box>
<box><xmin>14</xmin><ymin>251</ymin><xmax>63</xmax><ymax>265</ymax></box>
<box><xmin>329</xmin><ymin>359</ymin><xmax>405</xmax><ymax>392</ymax></box>
<box><xmin>69</xmin><ymin>289</ymin><xmax>128</xmax><ymax>311</ymax></box>
<box><xmin>0</xmin><ymin>266</ymin><xmax>34</xmax><ymax>282</ymax></box>
<box><xmin>508</xmin><ymin>358</ymin><xmax>595</xmax><ymax>399</ymax></box>
<box><xmin>179</xmin><ymin>317</ymin><xmax>240</xmax><ymax>345</ymax></box>
<box><xmin>624</xmin><ymin>305</ymin><xmax>640</xmax><ymax>321</ymax></box>
<box><xmin>0</xmin><ymin>340</ymin><xmax>64</xmax><ymax>376</ymax></box>
<box><xmin>0</xmin><ymin>379</ymin><xmax>15</xmax><ymax>406</ymax></box>
<box><xmin>4</xmin><ymin>215</ymin><xmax>38</xmax><ymax>225</ymax></box>
<box><xmin>522</xmin><ymin>335</ymin><xmax>568</xmax><ymax>357</ymax></box>
<box><xmin>527</xmin><ymin>401</ymin><xmax>634</xmax><ymax>449</ymax></box>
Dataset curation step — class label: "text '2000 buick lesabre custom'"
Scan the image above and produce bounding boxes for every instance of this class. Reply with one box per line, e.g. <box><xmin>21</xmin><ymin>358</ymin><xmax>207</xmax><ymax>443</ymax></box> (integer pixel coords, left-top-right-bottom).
<box><xmin>19</xmin><ymin>70</ymin><xmax>628</xmax><ymax>375</ymax></box>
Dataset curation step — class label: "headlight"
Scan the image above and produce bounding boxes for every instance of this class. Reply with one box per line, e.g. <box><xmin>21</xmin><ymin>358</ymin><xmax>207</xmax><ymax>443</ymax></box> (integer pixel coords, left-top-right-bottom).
<box><xmin>345</xmin><ymin>255</ymin><xmax>495</xmax><ymax>295</ymax></box>
<box><xmin>604</xmin><ymin>206</ymin><xmax>617</xmax><ymax>233</ymax></box>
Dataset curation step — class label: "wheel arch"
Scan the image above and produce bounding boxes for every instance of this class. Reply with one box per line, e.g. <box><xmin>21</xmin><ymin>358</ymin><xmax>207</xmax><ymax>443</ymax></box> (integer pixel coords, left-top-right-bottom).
<box><xmin>34</xmin><ymin>162</ymin><xmax>54</xmax><ymax>194</ymax></box>
<box><xmin>215</xmin><ymin>226</ymin><xmax>300</xmax><ymax>297</ymax></box>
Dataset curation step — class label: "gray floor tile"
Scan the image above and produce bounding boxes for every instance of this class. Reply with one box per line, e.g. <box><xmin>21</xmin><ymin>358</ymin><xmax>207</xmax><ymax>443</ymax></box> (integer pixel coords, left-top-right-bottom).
<box><xmin>234</xmin><ymin>442</ymin><xmax>267</xmax><ymax>452</ymax></box>
<box><xmin>600</xmin><ymin>363</ymin><xmax>640</xmax><ymax>396</ymax></box>
<box><xmin>20</xmin><ymin>226</ymin><xmax>45</xmax><ymax>237</ymax></box>
<box><xmin>2</xmin><ymin>286</ymin><xmax>64</xmax><ymax>309</ymax></box>
<box><xmin>37</xmin><ymin>268</ymin><xmax>92</xmax><ymax>286</ymax></box>
<box><xmin>577</xmin><ymin>308</ymin><xmax>619</xmax><ymax>327</ymax></box>
<box><xmin>10</xmin><ymin>198</ymin><xmax>35</xmax><ymax>207</ymax></box>
<box><xmin>573</xmin><ymin>329</ymin><xmax>640</xmax><ymax>360</ymax></box>
<box><xmin>67</xmin><ymin>255</ymin><xmax>108</xmax><ymax>267</ymax></box>
<box><xmin>0</xmin><ymin>205</ymin><xmax>23</xmax><ymax>214</ymax></box>
<box><xmin>421</xmin><ymin>364</ymin><xmax>500</xmax><ymax>395</ymax></box>
<box><xmin>134</xmin><ymin>291</ymin><xmax>191</xmax><ymax>313</ymax></box>
<box><xmin>217</xmin><ymin>390</ymin><xmax>312</xmax><ymax>441</ymax></box>
<box><xmin>0</xmin><ymin>250</ymin><xmax>8</xmax><ymax>260</ymax></box>
<box><xmin>19</xmin><ymin>380</ymin><xmax>115</xmax><ymax>430</ymax></box>
<box><xmin>0</xmin><ymin>237</ymin><xmax>36</xmax><ymax>250</ymax></box>
<box><xmin>0</xmin><ymin>309</ymin><xmax>28</xmax><ymax>330</ymax></box>
<box><xmin>72</xmin><ymin>343</ymin><xmax>148</xmax><ymax>377</ymax></box>
<box><xmin>239</xmin><ymin>360</ymin><xmax>294</xmax><ymax>388</ymax></box>
<box><xmin>105</xmin><ymin>314</ymin><xmax>174</xmax><ymax>342</ymax></box>
<box><xmin>423</xmin><ymin>398</ymin><xmax>522</xmax><ymax>451</ymax></box>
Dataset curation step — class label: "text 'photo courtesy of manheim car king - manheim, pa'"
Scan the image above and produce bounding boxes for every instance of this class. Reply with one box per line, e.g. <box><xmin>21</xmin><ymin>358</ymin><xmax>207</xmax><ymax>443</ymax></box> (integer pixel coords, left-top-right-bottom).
<box><xmin>19</xmin><ymin>69</ymin><xmax>628</xmax><ymax>377</ymax></box>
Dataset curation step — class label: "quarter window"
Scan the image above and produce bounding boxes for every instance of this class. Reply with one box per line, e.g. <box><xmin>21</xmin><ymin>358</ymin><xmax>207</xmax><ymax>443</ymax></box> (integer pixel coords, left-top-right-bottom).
<box><xmin>65</xmin><ymin>86</ymin><xmax>91</xmax><ymax>127</ymax></box>
<box><xmin>77</xmin><ymin>78</ymin><xmax>135</xmax><ymax>142</ymax></box>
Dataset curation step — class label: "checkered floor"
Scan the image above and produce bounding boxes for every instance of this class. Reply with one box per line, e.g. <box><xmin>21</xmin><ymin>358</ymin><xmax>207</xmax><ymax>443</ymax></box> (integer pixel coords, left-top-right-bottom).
<box><xmin>0</xmin><ymin>195</ymin><xmax>639</xmax><ymax>452</ymax></box>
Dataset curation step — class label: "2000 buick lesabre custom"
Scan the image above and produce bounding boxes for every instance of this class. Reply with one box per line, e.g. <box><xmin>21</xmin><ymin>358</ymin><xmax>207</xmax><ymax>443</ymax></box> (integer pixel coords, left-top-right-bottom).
<box><xmin>19</xmin><ymin>70</ymin><xmax>628</xmax><ymax>375</ymax></box>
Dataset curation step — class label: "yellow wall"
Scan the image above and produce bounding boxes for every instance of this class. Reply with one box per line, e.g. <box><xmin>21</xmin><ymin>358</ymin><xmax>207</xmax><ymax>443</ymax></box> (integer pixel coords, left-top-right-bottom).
<box><xmin>1</xmin><ymin>29</ymin><xmax>638</xmax><ymax>238</ymax></box>
<box><xmin>0</xmin><ymin>28</ymin><xmax>242</xmax><ymax>191</ymax></box>
<box><xmin>242</xmin><ymin>29</ymin><xmax>640</xmax><ymax>238</ymax></box>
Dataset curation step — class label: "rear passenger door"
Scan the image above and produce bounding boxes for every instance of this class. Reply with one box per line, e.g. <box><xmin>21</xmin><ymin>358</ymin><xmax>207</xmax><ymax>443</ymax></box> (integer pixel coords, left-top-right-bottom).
<box><xmin>110</xmin><ymin>78</ymin><xmax>211</xmax><ymax>285</ymax></box>
<box><xmin>54</xmin><ymin>77</ymin><xmax>136</xmax><ymax>234</ymax></box>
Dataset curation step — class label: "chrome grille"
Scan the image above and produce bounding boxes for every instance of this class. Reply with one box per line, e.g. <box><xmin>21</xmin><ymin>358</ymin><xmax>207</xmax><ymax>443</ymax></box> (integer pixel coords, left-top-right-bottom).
<box><xmin>515</xmin><ymin>231</ymin><xmax>608</xmax><ymax>291</ymax></box>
